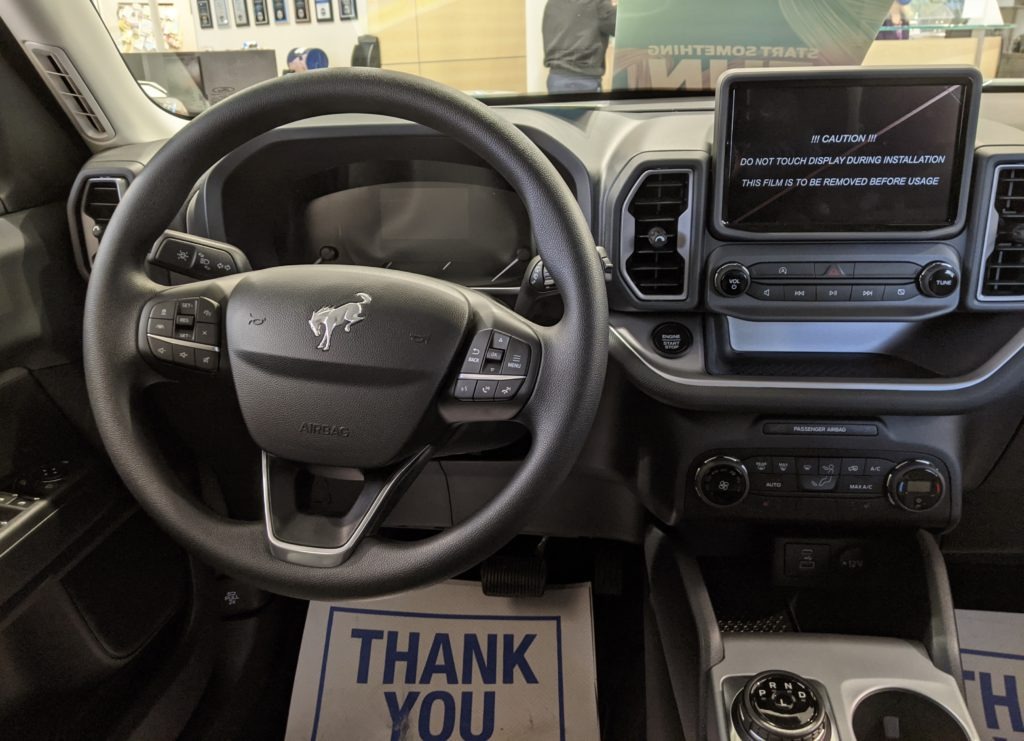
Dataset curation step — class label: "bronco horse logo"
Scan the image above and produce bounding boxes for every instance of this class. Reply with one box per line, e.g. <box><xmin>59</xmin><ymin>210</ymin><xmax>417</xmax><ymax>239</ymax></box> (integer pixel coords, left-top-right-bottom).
<box><xmin>308</xmin><ymin>292</ymin><xmax>372</xmax><ymax>351</ymax></box>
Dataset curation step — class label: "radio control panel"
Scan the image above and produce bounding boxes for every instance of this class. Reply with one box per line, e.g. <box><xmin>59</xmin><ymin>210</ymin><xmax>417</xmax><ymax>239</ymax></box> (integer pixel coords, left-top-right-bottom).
<box><xmin>705</xmin><ymin>244</ymin><xmax>961</xmax><ymax>320</ymax></box>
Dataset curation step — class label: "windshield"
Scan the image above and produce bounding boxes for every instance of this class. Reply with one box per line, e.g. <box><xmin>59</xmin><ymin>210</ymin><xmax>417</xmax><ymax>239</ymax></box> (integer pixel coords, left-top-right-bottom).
<box><xmin>94</xmin><ymin>0</ymin><xmax>1020</xmax><ymax>117</ymax></box>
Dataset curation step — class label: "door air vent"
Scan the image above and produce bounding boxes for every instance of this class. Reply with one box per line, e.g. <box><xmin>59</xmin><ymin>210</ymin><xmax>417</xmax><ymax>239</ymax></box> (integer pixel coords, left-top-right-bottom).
<box><xmin>979</xmin><ymin>165</ymin><xmax>1024</xmax><ymax>300</ymax></box>
<box><xmin>621</xmin><ymin>170</ymin><xmax>693</xmax><ymax>299</ymax></box>
<box><xmin>79</xmin><ymin>177</ymin><xmax>128</xmax><ymax>269</ymax></box>
<box><xmin>27</xmin><ymin>43</ymin><xmax>114</xmax><ymax>142</ymax></box>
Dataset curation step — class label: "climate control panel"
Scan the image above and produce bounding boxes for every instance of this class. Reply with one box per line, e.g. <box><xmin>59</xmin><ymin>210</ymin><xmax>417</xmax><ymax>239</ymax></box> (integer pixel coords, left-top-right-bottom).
<box><xmin>690</xmin><ymin>449</ymin><xmax>952</xmax><ymax>526</ymax></box>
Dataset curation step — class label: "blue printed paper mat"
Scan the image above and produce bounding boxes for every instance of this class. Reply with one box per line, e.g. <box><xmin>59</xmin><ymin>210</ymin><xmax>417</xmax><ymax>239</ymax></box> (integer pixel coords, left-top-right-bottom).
<box><xmin>286</xmin><ymin>581</ymin><xmax>599</xmax><ymax>741</ymax></box>
<box><xmin>957</xmin><ymin>609</ymin><xmax>1024</xmax><ymax>741</ymax></box>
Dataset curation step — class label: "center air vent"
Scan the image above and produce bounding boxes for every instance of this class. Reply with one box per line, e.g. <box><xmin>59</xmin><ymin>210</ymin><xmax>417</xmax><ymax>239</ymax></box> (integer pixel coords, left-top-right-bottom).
<box><xmin>980</xmin><ymin>164</ymin><xmax>1024</xmax><ymax>300</ymax></box>
<box><xmin>79</xmin><ymin>177</ymin><xmax>128</xmax><ymax>270</ymax></box>
<box><xmin>621</xmin><ymin>170</ymin><xmax>692</xmax><ymax>299</ymax></box>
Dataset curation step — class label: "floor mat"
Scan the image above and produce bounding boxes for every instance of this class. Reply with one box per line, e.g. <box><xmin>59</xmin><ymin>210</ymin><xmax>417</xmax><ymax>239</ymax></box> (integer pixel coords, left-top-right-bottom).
<box><xmin>285</xmin><ymin>581</ymin><xmax>600</xmax><ymax>740</ymax></box>
<box><xmin>956</xmin><ymin>609</ymin><xmax>1024</xmax><ymax>741</ymax></box>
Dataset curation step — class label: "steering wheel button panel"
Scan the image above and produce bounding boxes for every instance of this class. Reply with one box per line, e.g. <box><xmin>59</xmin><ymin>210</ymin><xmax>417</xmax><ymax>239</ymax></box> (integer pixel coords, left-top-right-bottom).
<box><xmin>143</xmin><ymin>296</ymin><xmax>222</xmax><ymax>372</ymax></box>
<box><xmin>454</xmin><ymin>329</ymin><xmax>532</xmax><ymax>402</ymax></box>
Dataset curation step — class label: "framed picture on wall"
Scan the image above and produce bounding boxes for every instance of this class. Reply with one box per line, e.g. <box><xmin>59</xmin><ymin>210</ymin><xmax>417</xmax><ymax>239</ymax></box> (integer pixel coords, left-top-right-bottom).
<box><xmin>294</xmin><ymin>0</ymin><xmax>311</xmax><ymax>22</ymax></box>
<box><xmin>232</xmin><ymin>0</ymin><xmax>250</xmax><ymax>26</ymax></box>
<box><xmin>338</xmin><ymin>0</ymin><xmax>356</xmax><ymax>21</ymax></box>
<box><xmin>213</xmin><ymin>0</ymin><xmax>231</xmax><ymax>26</ymax></box>
<box><xmin>196</xmin><ymin>0</ymin><xmax>214</xmax><ymax>28</ymax></box>
<box><xmin>272</xmin><ymin>0</ymin><xmax>288</xmax><ymax>22</ymax></box>
<box><xmin>314</xmin><ymin>0</ymin><xmax>333</xmax><ymax>21</ymax></box>
<box><xmin>252</xmin><ymin>0</ymin><xmax>269</xmax><ymax>24</ymax></box>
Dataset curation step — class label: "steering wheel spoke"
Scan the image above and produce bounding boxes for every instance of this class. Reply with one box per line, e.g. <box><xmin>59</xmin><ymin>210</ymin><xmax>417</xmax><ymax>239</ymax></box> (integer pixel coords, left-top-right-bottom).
<box><xmin>262</xmin><ymin>445</ymin><xmax>435</xmax><ymax>567</ymax></box>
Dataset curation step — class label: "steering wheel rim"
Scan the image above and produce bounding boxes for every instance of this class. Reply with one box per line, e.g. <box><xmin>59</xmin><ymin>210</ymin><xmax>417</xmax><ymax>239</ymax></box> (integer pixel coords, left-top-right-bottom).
<box><xmin>83</xmin><ymin>68</ymin><xmax>607</xmax><ymax>600</ymax></box>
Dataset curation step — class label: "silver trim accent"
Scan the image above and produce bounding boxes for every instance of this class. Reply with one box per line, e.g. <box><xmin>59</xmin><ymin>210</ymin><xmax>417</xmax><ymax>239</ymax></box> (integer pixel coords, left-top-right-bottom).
<box><xmin>620</xmin><ymin>169</ymin><xmax>693</xmax><ymax>301</ymax></box>
<box><xmin>261</xmin><ymin>447</ymin><xmax>432</xmax><ymax>568</ymax></box>
<box><xmin>610</xmin><ymin>323</ymin><xmax>1024</xmax><ymax>392</ymax></box>
<box><xmin>146</xmin><ymin>333</ymin><xmax>219</xmax><ymax>352</ymax></box>
<box><xmin>470</xmin><ymin>286</ymin><xmax>520</xmax><ymax>295</ymax></box>
<box><xmin>457</xmin><ymin>373</ymin><xmax>527</xmax><ymax>381</ymax></box>
<box><xmin>976</xmin><ymin>163</ymin><xmax>1024</xmax><ymax>302</ymax></box>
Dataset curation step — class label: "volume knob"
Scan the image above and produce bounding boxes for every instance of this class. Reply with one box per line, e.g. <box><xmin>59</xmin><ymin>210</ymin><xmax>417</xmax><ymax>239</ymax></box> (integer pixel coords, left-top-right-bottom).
<box><xmin>714</xmin><ymin>263</ymin><xmax>751</xmax><ymax>297</ymax></box>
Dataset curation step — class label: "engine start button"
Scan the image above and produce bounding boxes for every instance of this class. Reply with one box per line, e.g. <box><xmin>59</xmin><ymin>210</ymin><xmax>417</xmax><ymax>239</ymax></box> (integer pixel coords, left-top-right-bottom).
<box><xmin>651</xmin><ymin>322</ymin><xmax>692</xmax><ymax>357</ymax></box>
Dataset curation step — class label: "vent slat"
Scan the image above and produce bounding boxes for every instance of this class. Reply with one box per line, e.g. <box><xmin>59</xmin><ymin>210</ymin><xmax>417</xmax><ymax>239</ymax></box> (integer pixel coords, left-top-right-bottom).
<box><xmin>30</xmin><ymin>44</ymin><xmax>112</xmax><ymax>141</ymax></box>
<box><xmin>625</xmin><ymin>171</ymin><xmax>690</xmax><ymax>296</ymax></box>
<box><xmin>982</xmin><ymin>164</ymin><xmax>1024</xmax><ymax>298</ymax></box>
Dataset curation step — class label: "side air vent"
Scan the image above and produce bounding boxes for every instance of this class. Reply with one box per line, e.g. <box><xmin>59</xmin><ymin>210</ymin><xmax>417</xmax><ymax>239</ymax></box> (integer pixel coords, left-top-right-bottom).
<box><xmin>621</xmin><ymin>169</ymin><xmax>693</xmax><ymax>299</ymax></box>
<box><xmin>80</xmin><ymin>177</ymin><xmax>128</xmax><ymax>269</ymax></box>
<box><xmin>27</xmin><ymin>43</ymin><xmax>114</xmax><ymax>142</ymax></box>
<box><xmin>979</xmin><ymin>164</ymin><xmax>1024</xmax><ymax>300</ymax></box>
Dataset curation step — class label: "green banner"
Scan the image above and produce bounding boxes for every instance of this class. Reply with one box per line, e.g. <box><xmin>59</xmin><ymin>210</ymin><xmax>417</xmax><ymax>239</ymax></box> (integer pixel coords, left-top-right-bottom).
<box><xmin>613</xmin><ymin>0</ymin><xmax>894</xmax><ymax>90</ymax></box>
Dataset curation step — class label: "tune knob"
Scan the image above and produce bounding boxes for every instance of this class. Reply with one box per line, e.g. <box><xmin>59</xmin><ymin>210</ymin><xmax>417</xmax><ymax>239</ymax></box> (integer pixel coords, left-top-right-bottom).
<box><xmin>714</xmin><ymin>263</ymin><xmax>751</xmax><ymax>297</ymax></box>
<box><xmin>886</xmin><ymin>459</ymin><xmax>946</xmax><ymax>512</ymax></box>
<box><xmin>695</xmin><ymin>456</ymin><xmax>749</xmax><ymax>506</ymax></box>
<box><xmin>732</xmin><ymin>671</ymin><xmax>831</xmax><ymax>741</ymax></box>
<box><xmin>917</xmin><ymin>262</ymin><xmax>959</xmax><ymax>298</ymax></box>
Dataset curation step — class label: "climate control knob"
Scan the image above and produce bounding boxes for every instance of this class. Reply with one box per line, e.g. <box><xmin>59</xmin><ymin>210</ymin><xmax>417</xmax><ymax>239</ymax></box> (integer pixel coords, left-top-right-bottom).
<box><xmin>917</xmin><ymin>262</ymin><xmax>959</xmax><ymax>298</ymax></box>
<box><xmin>887</xmin><ymin>459</ymin><xmax>946</xmax><ymax>512</ymax></box>
<box><xmin>714</xmin><ymin>263</ymin><xmax>751</xmax><ymax>297</ymax></box>
<box><xmin>695</xmin><ymin>456</ymin><xmax>749</xmax><ymax>506</ymax></box>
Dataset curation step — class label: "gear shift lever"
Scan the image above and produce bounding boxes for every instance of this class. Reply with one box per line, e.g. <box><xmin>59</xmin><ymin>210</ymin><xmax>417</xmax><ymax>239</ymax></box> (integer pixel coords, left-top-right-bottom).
<box><xmin>732</xmin><ymin>670</ymin><xmax>831</xmax><ymax>741</ymax></box>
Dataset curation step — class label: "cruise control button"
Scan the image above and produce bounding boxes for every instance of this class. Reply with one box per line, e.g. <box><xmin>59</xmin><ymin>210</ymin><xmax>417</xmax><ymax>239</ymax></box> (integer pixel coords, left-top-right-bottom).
<box><xmin>147</xmin><ymin>317</ymin><xmax>174</xmax><ymax>337</ymax></box>
<box><xmin>749</xmin><ymin>262</ymin><xmax>814</xmax><ymax>278</ymax></box>
<box><xmin>473</xmin><ymin>380</ymin><xmax>497</xmax><ymax>400</ymax></box>
<box><xmin>453</xmin><ymin>378</ymin><xmax>476</xmax><ymax>400</ymax></box>
<box><xmin>173</xmin><ymin>328</ymin><xmax>194</xmax><ymax>342</ymax></box>
<box><xmin>852</xmin><ymin>286</ymin><xmax>884</xmax><ymax>301</ymax></box>
<box><xmin>750</xmin><ymin>474</ymin><xmax>797</xmax><ymax>493</ymax></box>
<box><xmin>193</xmin><ymin>323</ymin><xmax>220</xmax><ymax>345</ymax></box>
<box><xmin>748</xmin><ymin>283</ymin><xmax>783</xmax><ymax>301</ymax></box>
<box><xmin>150</xmin><ymin>301</ymin><xmax>177</xmax><ymax>320</ymax></box>
<box><xmin>501</xmin><ymin>339</ymin><xmax>530</xmax><ymax>375</ymax></box>
<box><xmin>460</xmin><ymin>331</ymin><xmax>492</xmax><ymax>373</ymax></box>
<box><xmin>800</xmin><ymin>474</ymin><xmax>837</xmax><ymax>492</ymax></box>
<box><xmin>195</xmin><ymin>349</ymin><xmax>219</xmax><ymax>371</ymax></box>
<box><xmin>784</xmin><ymin>286</ymin><xmax>815</xmax><ymax>301</ymax></box>
<box><xmin>178</xmin><ymin>298</ymin><xmax>197</xmax><ymax>315</ymax></box>
<box><xmin>171</xmin><ymin>345</ymin><xmax>195</xmax><ymax>367</ymax></box>
<box><xmin>195</xmin><ymin>297</ymin><xmax>221</xmax><ymax>323</ymax></box>
<box><xmin>817</xmin><ymin>285</ymin><xmax>852</xmax><ymax>301</ymax></box>
<box><xmin>884</xmin><ymin>284</ymin><xmax>918</xmax><ymax>301</ymax></box>
<box><xmin>175</xmin><ymin>314</ymin><xmax>195</xmax><ymax>328</ymax></box>
<box><xmin>148</xmin><ymin>337</ymin><xmax>174</xmax><ymax>362</ymax></box>
<box><xmin>494</xmin><ymin>378</ymin><xmax>523</xmax><ymax>400</ymax></box>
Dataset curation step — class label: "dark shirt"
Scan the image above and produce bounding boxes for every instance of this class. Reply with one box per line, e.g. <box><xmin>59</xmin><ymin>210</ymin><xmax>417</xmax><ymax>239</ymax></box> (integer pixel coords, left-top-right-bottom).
<box><xmin>543</xmin><ymin>0</ymin><xmax>617</xmax><ymax>78</ymax></box>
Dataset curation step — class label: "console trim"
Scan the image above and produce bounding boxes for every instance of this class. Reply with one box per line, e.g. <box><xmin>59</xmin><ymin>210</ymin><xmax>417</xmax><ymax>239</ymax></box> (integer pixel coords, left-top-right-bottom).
<box><xmin>609</xmin><ymin>321</ymin><xmax>1024</xmax><ymax>392</ymax></box>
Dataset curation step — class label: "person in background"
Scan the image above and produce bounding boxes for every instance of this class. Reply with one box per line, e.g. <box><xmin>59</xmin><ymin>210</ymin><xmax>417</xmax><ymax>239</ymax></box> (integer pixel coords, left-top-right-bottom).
<box><xmin>543</xmin><ymin>0</ymin><xmax>617</xmax><ymax>94</ymax></box>
<box><xmin>876</xmin><ymin>0</ymin><xmax>912</xmax><ymax>40</ymax></box>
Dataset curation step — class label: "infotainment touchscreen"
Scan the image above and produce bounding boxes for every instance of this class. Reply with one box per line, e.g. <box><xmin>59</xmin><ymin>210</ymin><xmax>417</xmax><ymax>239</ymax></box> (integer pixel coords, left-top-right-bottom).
<box><xmin>717</xmin><ymin>71</ymin><xmax>978</xmax><ymax>235</ymax></box>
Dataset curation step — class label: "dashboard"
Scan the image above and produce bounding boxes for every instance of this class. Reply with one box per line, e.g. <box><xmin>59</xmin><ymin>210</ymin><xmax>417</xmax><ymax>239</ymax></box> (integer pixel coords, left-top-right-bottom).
<box><xmin>69</xmin><ymin>66</ymin><xmax>1024</xmax><ymax>538</ymax></box>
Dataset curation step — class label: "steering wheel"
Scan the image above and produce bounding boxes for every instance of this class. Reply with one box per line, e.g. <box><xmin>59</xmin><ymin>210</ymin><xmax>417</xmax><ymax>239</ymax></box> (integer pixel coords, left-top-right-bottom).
<box><xmin>83</xmin><ymin>69</ymin><xmax>608</xmax><ymax>600</ymax></box>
